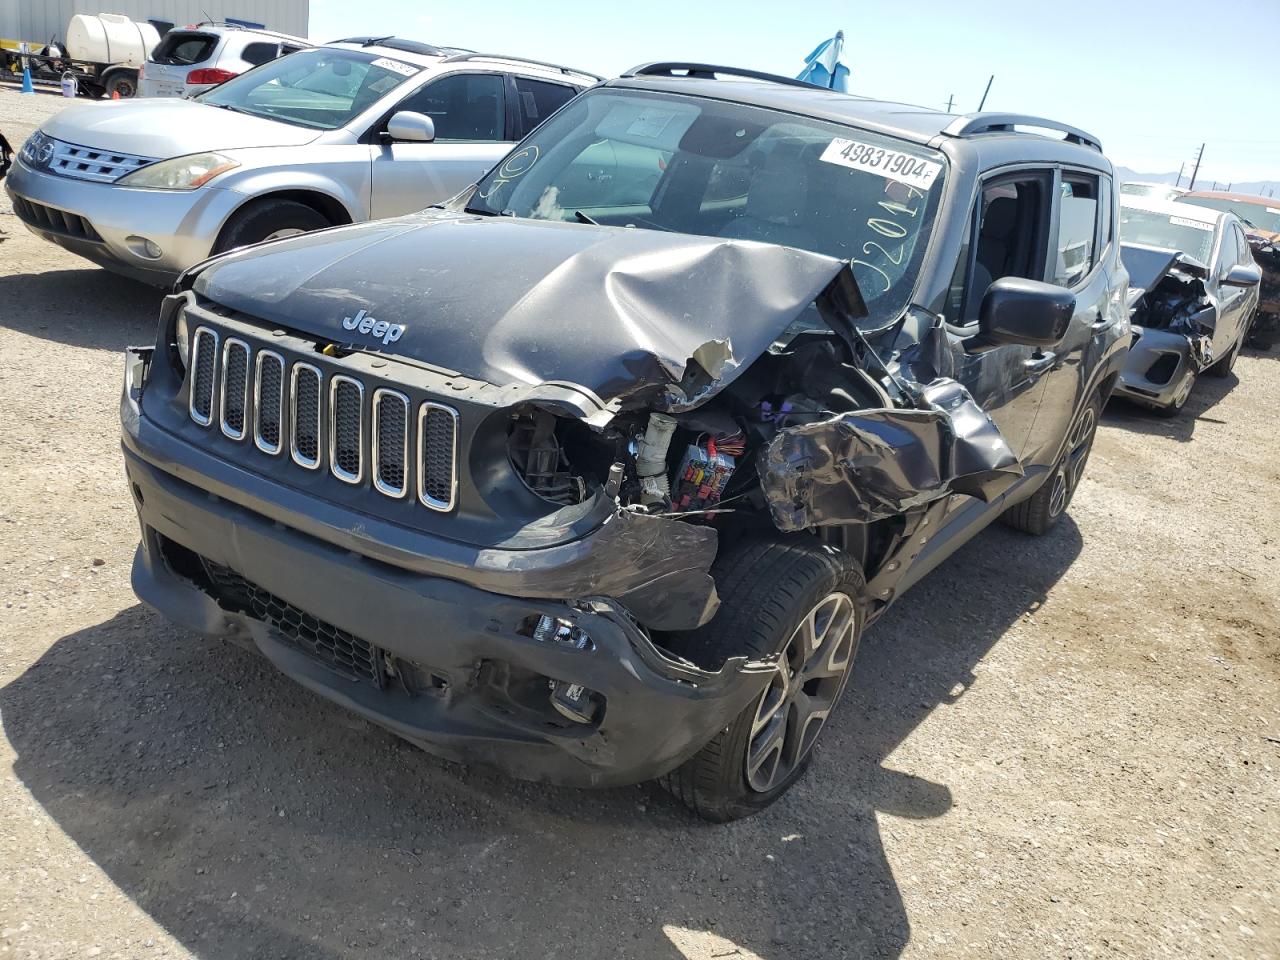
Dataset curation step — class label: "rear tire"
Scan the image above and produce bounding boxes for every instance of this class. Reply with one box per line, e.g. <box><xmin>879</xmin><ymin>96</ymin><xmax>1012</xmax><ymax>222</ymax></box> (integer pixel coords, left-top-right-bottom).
<box><xmin>103</xmin><ymin>71</ymin><xmax>137</xmax><ymax>98</ymax></box>
<box><xmin>659</xmin><ymin>538</ymin><xmax>866</xmax><ymax>822</ymax></box>
<box><xmin>1001</xmin><ymin>390</ymin><xmax>1102</xmax><ymax>535</ymax></box>
<box><xmin>213</xmin><ymin>199</ymin><xmax>331</xmax><ymax>255</ymax></box>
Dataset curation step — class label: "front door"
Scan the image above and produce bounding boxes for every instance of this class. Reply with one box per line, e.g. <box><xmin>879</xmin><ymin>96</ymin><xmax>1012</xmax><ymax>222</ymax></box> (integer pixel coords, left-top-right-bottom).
<box><xmin>368</xmin><ymin>71</ymin><xmax>513</xmax><ymax>219</ymax></box>
<box><xmin>1211</xmin><ymin>222</ymin><xmax>1250</xmax><ymax>355</ymax></box>
<box><xmin>942</xmin><ymin>170</ymin><xmax>1056</xmax><ymax>461</ymax></box>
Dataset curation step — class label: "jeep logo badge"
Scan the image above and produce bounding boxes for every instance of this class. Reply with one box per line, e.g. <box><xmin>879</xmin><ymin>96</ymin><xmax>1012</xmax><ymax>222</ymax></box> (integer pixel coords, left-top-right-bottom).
<box><xmin>341</xmin><ymin>309</ymin><xmax>405</xmax><ymax>346</ymax></box>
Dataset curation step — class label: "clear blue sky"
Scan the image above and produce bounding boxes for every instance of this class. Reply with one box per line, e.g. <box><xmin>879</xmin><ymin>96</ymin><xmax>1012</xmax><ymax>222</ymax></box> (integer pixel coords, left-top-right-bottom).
<box><xmin>310</xmin><ymin>0</ymin><xmax>1280</xmax><ymax>187</ymax></box>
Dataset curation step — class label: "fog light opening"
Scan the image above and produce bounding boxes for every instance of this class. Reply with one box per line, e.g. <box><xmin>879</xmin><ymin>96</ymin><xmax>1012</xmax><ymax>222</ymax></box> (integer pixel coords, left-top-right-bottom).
<box><xmin>549</xmin><ymin>678</ymin><xmax>601</xmax><ymax>724</ymax></box>
<box><xmin>527</xmin><ymin>614</ymin><xmax>595</xmax><ymax>652</ymax></box>
<box><xmin>126</xmin><ymin>235</ymin><xmax>163</xmax><ymax>260</ymax></box>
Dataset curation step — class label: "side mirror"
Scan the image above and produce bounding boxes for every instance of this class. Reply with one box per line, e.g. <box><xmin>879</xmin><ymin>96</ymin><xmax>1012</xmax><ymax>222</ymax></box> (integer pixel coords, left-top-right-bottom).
<box><xmin>384</xmin><ymin>111</ymin><xmax>435</xmax><ymax>143</ymax></box>
<box><xmin>1222</xmin><ymin>263</ymin><xmax>1261</xmax><ymax>287</ymax></box>
<box><xmin>967</xmin><ymin>277</ymin><xmax>1075</xmax><ymax>351</ymax></box>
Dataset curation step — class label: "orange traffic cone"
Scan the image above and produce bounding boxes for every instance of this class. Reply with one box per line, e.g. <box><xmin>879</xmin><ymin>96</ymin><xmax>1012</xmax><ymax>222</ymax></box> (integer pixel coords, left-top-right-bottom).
<box><xmin>111</xmin><ymin>89</ymin><xmax>120</xmax><ymax>100</ymax></box>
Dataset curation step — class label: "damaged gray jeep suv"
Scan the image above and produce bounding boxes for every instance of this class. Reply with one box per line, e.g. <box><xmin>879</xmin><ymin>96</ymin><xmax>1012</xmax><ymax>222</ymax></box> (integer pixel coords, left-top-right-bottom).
<box><xmin>121</xmin><ymin>64</ymin><xmax>1129</xmax><ymax>820</ymax></box>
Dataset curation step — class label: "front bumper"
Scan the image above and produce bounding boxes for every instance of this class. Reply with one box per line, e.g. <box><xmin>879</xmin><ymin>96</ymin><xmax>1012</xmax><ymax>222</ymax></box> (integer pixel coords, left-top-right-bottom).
<box><xmin>121</xmin><ymin>348</ymin><xmax>767</xmax><ymax>787</ymax></box>
<box><xmin>4</xmin><ymin>156</ymin><xmax>242</xmax><ymax>285</ymax></box>
<box><xmin>1113</xmin><ymin>326</ymin><xmax>1203</xmax><ymax>408</ymax></box>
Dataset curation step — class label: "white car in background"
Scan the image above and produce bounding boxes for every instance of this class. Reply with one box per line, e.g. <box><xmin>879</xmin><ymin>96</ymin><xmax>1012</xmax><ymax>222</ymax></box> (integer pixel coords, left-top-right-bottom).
<box><xmin>6</xmin><ymin>37</ymin><xmax>596</xmax><ymax>285</ymax></box>
<box><xmin>140</xmin><ymin>23</ymin><xmax>310</xmax><ymax>98</ymax></box>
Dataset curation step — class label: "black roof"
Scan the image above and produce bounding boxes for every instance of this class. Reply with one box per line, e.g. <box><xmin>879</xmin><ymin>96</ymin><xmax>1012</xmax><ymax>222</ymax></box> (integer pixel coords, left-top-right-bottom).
<box><xmin>608</xmin><ymin>64</ymin><xmax>1102</xmax><ymax>154</ymax></box>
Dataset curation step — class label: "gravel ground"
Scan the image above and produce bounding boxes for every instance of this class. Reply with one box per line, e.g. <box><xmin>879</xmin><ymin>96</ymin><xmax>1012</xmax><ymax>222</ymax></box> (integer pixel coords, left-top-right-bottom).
<box><xmin>1</xmin><ymin>87</ymin><xmax>1278</xmax><ymax>960</ymax></box>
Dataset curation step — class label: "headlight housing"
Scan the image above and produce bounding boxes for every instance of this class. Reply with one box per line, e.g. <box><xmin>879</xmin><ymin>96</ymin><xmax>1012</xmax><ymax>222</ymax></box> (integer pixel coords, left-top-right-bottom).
<box><xmin>19</xmin><ymin>130</ymin><xmax>53</xmax><ymax>168</ymax></box>
<box><xmin>118</xmin><ymin>152</ymin><xmax>239</xmax><ymax>190</ymax></box>
<box><xmin>175</xmin><ymin>307</ymin><xmax>191</xmax><ymax>369</ymax></box>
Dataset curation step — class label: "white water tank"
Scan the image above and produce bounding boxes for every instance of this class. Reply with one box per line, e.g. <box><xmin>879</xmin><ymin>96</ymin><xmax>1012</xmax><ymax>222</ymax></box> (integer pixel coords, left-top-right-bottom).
<box><xmin>65</xmin><ymin>13</ymin><xmax>160</xmax><ymax>67</ymax></box>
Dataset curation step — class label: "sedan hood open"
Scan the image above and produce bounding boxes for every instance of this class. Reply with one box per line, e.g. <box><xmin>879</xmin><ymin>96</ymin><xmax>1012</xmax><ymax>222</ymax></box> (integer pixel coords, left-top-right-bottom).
<box><xmin>43</xmin><ymin>99</ymin><xmax>318</xmax><ymax>158</ymax></box>
<box><xmin>191</xmin><ymin>212</ymin><xmax>866</xmax><ymax>421</ymax></box>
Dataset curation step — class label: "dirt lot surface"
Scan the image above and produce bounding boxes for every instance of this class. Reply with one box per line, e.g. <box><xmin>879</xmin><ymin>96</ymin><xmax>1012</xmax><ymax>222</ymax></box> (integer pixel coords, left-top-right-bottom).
<box><xmin>1</xmin><ymin>87</ymin><xmax>1278</xmax><ymax>960</ymax></box>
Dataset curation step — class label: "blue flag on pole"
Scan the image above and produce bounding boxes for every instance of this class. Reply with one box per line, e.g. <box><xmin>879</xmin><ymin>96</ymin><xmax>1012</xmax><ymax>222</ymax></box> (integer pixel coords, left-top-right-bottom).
<box><xmin>797</xmin><ymin>30</ymin><xmax>849</xmax><ymax>92</ymax></box>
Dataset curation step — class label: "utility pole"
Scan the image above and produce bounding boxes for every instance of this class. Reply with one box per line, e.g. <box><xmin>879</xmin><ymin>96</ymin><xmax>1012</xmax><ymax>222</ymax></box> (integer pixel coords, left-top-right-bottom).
<box><xmin>946</xmin><ymin>94</ymin><xmax>954</xmax><ymax>113</ymax></box>
<box><xmin>1187</xmin><ymin>142</ymin><xmax>1205</xmax><ymax>191</ymax></box>
<box><xmin>977</xmin><ymin>75</ymin><xmax>994</xmax><ymax>111</ymax></box>
<box><xmin>1175</xmin><ymin>162</ymin><xmax>1185</xmax><ymax>187</ymax></box>
<box><xmin>1226</xmin><ymin>182</ymin><xmax>1232</xmax><ymax>192</ymax></box>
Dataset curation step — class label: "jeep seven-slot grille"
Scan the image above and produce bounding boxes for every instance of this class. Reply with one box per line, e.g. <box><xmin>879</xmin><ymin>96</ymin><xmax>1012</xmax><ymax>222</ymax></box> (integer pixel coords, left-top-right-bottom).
<box><xmin>186</xmin><ymin>325</ymin><xmax>458</xmax><ymax>510</ymax></box>
<box><xmin>200</xmin><ymin>557</ymin><xmax>384</xmax><ymax>687</ymax></box>
<box><xmin>220</xmin><ymin>339</ymin><xmax>250</xmax><ymax>439</ymax></box>
<box><xmin>255</xmin><ymin>352</ymin><xmax>284</xmax><ymax>454</ymax></box>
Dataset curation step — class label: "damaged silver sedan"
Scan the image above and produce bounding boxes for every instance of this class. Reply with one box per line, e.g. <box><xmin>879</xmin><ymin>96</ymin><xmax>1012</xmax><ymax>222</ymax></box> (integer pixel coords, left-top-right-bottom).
<box><xmin>1115</xmin><ymin>199</ymin><xmax>1261</xmax><ymax>415</ymax></box>
<box><xmin>120</xmin><ymin>63</ymin><xmax>1130</xmax><ymax>820</ymax></box>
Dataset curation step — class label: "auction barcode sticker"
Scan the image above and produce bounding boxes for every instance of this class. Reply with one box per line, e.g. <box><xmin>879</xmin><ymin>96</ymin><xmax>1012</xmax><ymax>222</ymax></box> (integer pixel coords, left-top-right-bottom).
<box><xmin>820</xmin><ymin>138</ymin><xmax>942</xmax><ymax>190</ymax></box>
<box><xmin>1170</xmin><ymin>215</ymin><xmax>1213</xmax><ymax>231</ymax></box>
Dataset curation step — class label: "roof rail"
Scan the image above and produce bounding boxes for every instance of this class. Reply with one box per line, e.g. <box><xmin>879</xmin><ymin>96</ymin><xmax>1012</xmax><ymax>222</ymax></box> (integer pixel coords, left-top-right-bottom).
<box><xmin>330</xmin><ymin>36</ymin><xmax>447</xmax><ymax>57</ymax></box>
<box><xmin>621</xmin><ymin>62</ymin><xmax>821</xmax><ymax>90</ymax></box>
<box><xmin>441</xmin><ymin>52</ymin><xmax>602</xmax><ymax>80</ymax></box>
<box><xmin>942</xmin><ymin>113</ymin><xmax>1102</xmax><ymax>151</ymax></box>
<box><xmin>189</xmin><ymin>20</ymin><xmax>304</xmax><ymax>39</ymax></box>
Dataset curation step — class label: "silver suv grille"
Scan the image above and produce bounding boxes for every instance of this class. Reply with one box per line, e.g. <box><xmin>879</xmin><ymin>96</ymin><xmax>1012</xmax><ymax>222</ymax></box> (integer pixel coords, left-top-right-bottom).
<box><xmin>47</xmin><ymin>138</ymin><xmax>157</xmax><ymax>183</ymax></box>
<box><xmin>38</xmin><ymin>138</ymin><xmax>158</xmax><ymax>185</ymax></box>
<box><xmin>187</xmin><ymin>326</ymin><xmax>458</xmax><ymax>511</ymax></box>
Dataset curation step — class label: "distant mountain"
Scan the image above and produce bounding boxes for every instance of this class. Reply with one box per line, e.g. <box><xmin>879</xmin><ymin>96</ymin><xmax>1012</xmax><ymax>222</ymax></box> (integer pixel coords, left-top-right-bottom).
<box><xmin>1115</xmin><ymin>166</ymin><xmax>1279</xmax><ymax>198</ymax></box>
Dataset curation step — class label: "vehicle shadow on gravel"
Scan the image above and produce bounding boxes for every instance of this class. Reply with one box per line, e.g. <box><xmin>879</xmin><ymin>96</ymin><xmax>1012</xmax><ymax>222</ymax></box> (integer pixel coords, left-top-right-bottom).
<box><xmin>0</xmin><ymin>267</ymin><xmax>160</xmax><ymax>349</ymax></box>
<box><xmin>1102</xmin><ymin>371</ymin><xmax>1240</xmax><ymax>443</ymax></box>
<box><xmin>1</xmin><ymin>521</ymin><xmax>1082</xmax><ymax>959</ymax></box>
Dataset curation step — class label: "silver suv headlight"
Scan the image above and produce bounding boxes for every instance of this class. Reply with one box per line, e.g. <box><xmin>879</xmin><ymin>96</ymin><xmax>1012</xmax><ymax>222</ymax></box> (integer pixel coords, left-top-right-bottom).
<box><xmin>118</xmin><ymin>152</ymin><xmax>239</xmax><ymax>190</ymax></box>
<box><xmin>19</xmin><ymin>130</ymin><xmax>55</xmax><ymax>169</ymax></box>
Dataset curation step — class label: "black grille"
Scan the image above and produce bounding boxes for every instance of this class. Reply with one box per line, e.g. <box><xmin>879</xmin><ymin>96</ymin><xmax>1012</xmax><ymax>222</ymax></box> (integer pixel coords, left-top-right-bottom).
<box><xmin>292</xmin><ymin>365</ymin><xmax>322</xmax><ymax>467</ymax></box>
<box><xmin>419</xmin><ymin>404</ymin><xmax>457</xmax><ymax>509</ymax></box>
<box><xmin>255</xmin><ymin>352</ymin><xmax>284</xmax><ymax>453</ymax></box>
<box><xmin>374</xmin><ymin>390</ymin><xmax>408</xmax><ymax>496</ymax></box>
<box><xmin>190</xmin><ymin>329</ymin><xmax>217</xmax><ymax>426</ymax></box>
<box><xmin>330</xmin><ymin>376</ymin><xmax>363</xmax><ymax>482</ymax></box>
<box><xmin>12</xmin><ymin>195</ymin><xmax>103</xmax><ymax>241</ymax></box>
<box><xmin>184</xmin><ymin>325</ymin><xmax>457</xmax><ymax>509</ymax></box>
<box><xmin>220</xmin><ymin>340</ymin><xmax>249</xmax><ymax>438</ymax></box>
<box><xmin>200</xmin><ymin>558</ymin><xmax>383</xmax><ymax>687</ymax></box>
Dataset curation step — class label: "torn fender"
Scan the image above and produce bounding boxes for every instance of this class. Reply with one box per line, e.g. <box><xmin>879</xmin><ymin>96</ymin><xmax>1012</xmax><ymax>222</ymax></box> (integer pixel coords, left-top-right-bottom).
<box><xmin>759</xmin><ymin>379</ymin><xmax>1023</xmax><ymax>530</ymax></box>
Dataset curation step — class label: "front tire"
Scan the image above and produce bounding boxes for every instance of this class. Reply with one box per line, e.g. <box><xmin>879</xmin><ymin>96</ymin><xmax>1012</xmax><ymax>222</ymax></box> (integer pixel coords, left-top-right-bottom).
<box><xmin>213</xmin><ymin>199</ymin><xmax>331</xmax><ymax>255</ymax></box>
<box><xmin>1001</xmin><ymin>390</ymin><xmax>1102</xmax><ymax>535</ymax></box>
<box><xmin>659</xmin><ymin>538</ymin><xmax>866</xmax><ymax>822</ymax></box>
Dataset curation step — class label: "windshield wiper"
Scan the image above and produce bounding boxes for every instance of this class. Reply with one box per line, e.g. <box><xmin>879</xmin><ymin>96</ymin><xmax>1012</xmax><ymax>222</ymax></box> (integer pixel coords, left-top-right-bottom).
<box><xmin>574</xmin><ymin>210</ymin><xmax>599</xmax><ymax>225</ymax></box>
<box><xmin>362</xmin><ymin>35</ymin><xmax>394</xmax><ymax>47</ymax></box>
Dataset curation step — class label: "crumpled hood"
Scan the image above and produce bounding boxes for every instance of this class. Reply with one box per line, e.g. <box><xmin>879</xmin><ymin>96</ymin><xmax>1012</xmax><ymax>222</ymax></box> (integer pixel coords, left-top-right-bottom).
<box><xmin>43</xmin><ymin>99</ymin><xmax>318</xmax><ymax>158</ymax></box>
<box><xmin>1120</xmin><ymin>242</ymin><xmax>1208</xmax><ymax>307</ymax></box>
<box><xmin>192</xmin><ymin>211</ymin><xmax>862</xmax><ymax>415</ymax></box>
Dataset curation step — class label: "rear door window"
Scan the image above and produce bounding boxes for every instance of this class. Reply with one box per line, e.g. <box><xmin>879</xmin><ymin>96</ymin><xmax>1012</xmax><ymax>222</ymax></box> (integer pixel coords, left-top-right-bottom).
<box><xmin>1054</xmin><ymin>174</ymin><xmax>1100</xmax><ymax>287</ymax></box>
<box><xmin>152</xmin><ymin>31</ymin><xmax>217</xmax><ymax>65</ymax></box>
<box><xmin>240</xmin><ymin>42</ymin><xmax>280</xmax><ymax>67</ymax></box>
<box><xmin>513</xmin><ymin>77</ymin><xmax>578</xmax><ymax>138</ymax></box>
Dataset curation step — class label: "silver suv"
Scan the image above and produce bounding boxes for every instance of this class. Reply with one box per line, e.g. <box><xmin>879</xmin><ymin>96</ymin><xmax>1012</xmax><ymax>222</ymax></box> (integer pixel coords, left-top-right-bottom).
<box><xmin>6</xmin><ymin>37</ymin><xmax>596</xmax><ymax>285</ymax></box>
<box><xmin>140</xmin><ymin>23</ymin><xmax>310</xmax><ymax>99</ymax></box>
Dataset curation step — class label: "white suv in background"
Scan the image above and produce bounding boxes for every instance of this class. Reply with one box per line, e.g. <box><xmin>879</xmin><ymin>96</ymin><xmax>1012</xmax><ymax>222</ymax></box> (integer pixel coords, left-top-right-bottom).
<box><xmin>140</xmin><ymin>23</ymin><xmax>309</xmax><ymax>98</ymax></box>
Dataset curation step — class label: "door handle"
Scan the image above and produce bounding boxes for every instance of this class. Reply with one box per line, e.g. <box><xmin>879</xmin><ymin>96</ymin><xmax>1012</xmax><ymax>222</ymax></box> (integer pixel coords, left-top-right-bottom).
<box><xmin>1024</xmin><ymin>351</ymin><xmax>1058</xmax><ymax>374</ymax></box>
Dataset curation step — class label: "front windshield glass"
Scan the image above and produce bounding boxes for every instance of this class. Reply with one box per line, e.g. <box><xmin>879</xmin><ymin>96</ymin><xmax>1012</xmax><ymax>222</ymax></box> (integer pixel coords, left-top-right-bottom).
<box><xmin>1177</xmin><ymin>196</ymin><xmax>1280</xmax><ymax>234</ymax></box>
<box><xmin>466</xmin><ymin>89</ymin><xmax>947</xmax><ymax>329</ymax></box>
<box><xmin>198</xmin><ymin>48</ymin><xmax>418</xmax><ymax>130</ymax></box>
<box><xmin>1119</xmin><ymin>206</ymin><xmax>1216</xmax><ymax>264</ymax></box>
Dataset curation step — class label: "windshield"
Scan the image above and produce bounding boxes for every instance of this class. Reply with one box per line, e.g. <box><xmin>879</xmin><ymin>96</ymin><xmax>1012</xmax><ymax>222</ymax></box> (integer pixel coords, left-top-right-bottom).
<box><xmin>466</xmin><ymin>88</ymin><xmax>946</xmax><ymax>329</ymax></box>
<box><xmin>197</xmin><ymin>48</ymin><xmax>418</xmax><ymax>130</ymax></box>
<box><xmin>1119</xmin><ymin>206</ymin><xmax>1217</xmax><ymax>264</ymax></box>
<box><xmin>1177</xmin><ymin>196</ymin><xmax>1280</xmax><ymax>235</ymax></box>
